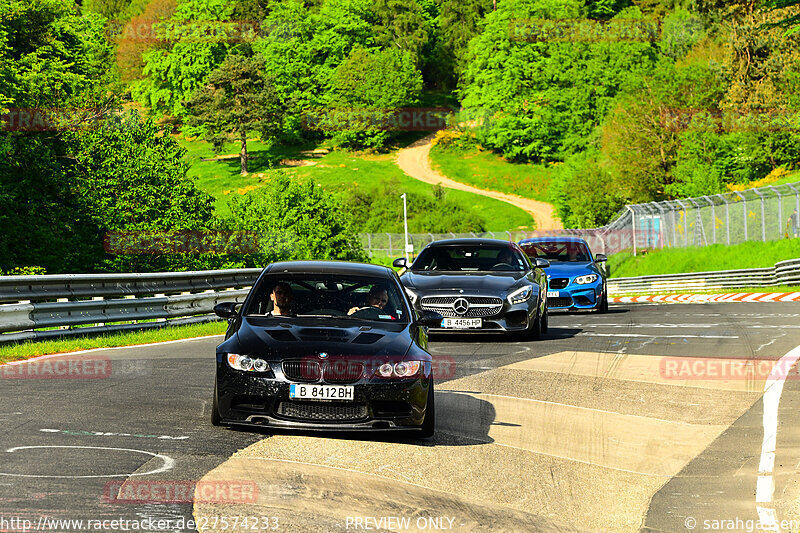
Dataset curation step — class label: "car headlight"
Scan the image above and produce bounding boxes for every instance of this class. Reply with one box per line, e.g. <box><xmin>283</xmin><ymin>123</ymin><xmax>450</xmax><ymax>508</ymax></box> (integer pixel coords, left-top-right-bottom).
<box><xmin>405</xmin><ymin>287</ymin><xmax>418</xmax><ymax>305</ymax></box>
<box><xmin>575</xmin><ymin>274</ymin><xmax>599</xmax><ymax>285</ymax></box>
<box><xmin>227</xmin><ymin>353</ymin><xmax>271</xmax><ymax>373</ymax></box>
<box><xmin>374</xmin><ymin>361</ymin><xmax>423</xmax><ymax>378</ymax></box>
<box><xmin>507</xmin><ymin>286</ymin><xmax>532</xmax><ymax>304</ymax></box>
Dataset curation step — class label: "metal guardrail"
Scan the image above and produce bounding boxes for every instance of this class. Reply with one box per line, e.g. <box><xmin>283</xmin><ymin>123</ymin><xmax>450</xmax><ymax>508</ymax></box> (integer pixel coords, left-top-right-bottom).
<box><xmin>608</xmin><ymin>258</ymin><xmax>800</xmax><ymax>295</ymax></box>
<box><xmin>0</xmin><ymin>269</ymin><xmax>262</xmax><ymax>344</ymax></box>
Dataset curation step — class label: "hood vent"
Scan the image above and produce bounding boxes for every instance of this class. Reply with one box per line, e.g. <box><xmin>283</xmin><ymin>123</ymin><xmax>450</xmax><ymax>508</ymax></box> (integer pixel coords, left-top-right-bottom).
<box><xmin>352</xmin><ymin>332</ymin><xmax>383</xmax><ymax>345</ymax></box>
<box><xmin>297</xmin><ymin>328</ymin><xmax>350</xmax><ymax>343</ymax></box>
<box><xmin>265</xmin><ymin>329</ymin><xmax>298</xmax><ymax>342</ymax></box>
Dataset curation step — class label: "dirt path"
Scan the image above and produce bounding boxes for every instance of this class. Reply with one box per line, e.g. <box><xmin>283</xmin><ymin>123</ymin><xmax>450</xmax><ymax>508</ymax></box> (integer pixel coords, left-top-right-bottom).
<box><xmin>395</xmin><ymin>134</ymin><xmax>563</xmax><ymax>230</ymax></box>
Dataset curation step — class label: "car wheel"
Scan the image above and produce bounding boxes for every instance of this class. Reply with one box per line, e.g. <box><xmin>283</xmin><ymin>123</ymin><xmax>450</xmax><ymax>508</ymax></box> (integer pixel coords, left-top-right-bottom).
<box><xmin>211</xmin><ymin>382</ymin><xmax>222</xmax><ymax>427</ymax></box>
<box><xmin>540</xmin><ymin>306</ymin><xmax>549</xmax><ymax>335</ymax></box>
<box><xmin>522</xmin><ymin>312</ymin><xmax>541</xmax><ymax>341</ymax></box>
<box><xmin>420</xmin><ymin>381</ymin><xmax>435</xmax><ymax>438</ymax></box>
<box><xmin>597</xmin><ymin>293</ymin><xmax>609</xmax><ymax>314</ymax></box>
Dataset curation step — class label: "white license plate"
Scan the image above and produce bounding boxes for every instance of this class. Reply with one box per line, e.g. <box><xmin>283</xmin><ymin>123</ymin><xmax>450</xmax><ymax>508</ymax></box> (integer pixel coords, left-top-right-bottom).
<box><xmin>441</xmin><ymin>318</ymin><xmax>482</xmax><ymax>329</ymax></box>
<box><xmin>289</xmin><ymin>384</ymin><xmax>354</xmax><ymax>401</ymax></box>
<box><xmin>547</xmin><ymin>291</ymin><xmax>559</xmax><ymax>298</ymax></box>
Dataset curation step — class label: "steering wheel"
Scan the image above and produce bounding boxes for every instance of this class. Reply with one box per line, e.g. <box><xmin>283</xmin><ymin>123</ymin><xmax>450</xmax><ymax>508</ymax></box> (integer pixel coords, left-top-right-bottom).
<box><xmin>349</xmin><ymin>306</ymin><xmax>385</xmax><ymax>319</ymax></box>
<box><xmin>490</xmin><ymin>262</ymin><xmax>515</xmax><ymax>271</ymax></box>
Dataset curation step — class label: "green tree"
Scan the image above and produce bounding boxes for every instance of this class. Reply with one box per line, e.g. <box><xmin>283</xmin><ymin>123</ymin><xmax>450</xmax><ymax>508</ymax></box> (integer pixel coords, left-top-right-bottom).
<box><xmin>132</xmin><ymin>0</ymin><xmax>238</xmax><ymax>117</ymax></box>
<box><xmin>460</xmin><ymin>1</ymin><xmax>657</xmax><ymax>162</ymax></box>
<box><xmin>227</xmin><ymin>174</ymin><xmax>367</xmax><ymax>263</ymax></box>
<box><xmin>371</xmin><ymin>0</ymin><xmax>432</xmax><ymax>66</ymax></box>
<box><xmin>321</xmin><ymin>46</ymin><xmax>422</xmax><ymax>148</ymax></box>
<box><xmin>185</xmin><ymin>54</ymin><xmax>283</xmax><ymax>174</ymax></box>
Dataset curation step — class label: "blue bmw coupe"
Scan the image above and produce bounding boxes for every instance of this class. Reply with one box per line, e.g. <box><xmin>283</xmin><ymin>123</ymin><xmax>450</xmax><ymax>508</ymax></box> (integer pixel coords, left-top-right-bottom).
<box><xmin>518</xmin><ymin>237</ymin><xmax>608</xmax><ymax>313</ymax></box>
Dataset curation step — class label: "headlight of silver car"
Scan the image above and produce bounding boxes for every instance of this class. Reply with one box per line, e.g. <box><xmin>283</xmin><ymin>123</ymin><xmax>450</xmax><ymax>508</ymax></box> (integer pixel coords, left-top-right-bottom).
<box><xmin>507</xmin><ymin>286</ymin><xmax>532</xmax><ymax>304</ymax></box>
<box><xmin>575</xmin><ymin>274</ymin><xmax>599</xmax><ymax>285</ymax></box>
<box><xmin>405</xmin><ymin>287</ymin><xmax>418</xmax><ymax>305</ymax></box>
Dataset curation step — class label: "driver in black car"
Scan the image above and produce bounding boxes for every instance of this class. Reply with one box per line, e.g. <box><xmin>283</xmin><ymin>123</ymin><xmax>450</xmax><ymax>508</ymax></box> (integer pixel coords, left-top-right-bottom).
<box><xmin>267</xmin><ymin>282</ymin><xmax>295</xmax><ymax>316</ymax></box>
<box><xmin>347</xmin><ymin>285</ymin><xmax>392</xmax><ymax>317</ymax></box>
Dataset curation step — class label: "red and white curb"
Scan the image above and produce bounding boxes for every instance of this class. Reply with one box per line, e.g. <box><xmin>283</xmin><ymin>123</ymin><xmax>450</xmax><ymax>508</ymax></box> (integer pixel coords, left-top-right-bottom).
<box><xmin>610</xmin><ymin>292</ymin><xmax>800</xmax><ymax>304</ymax></box>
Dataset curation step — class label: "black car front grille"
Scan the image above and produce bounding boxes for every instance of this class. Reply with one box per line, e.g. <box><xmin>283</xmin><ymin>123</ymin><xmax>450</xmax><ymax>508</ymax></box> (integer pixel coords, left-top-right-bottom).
<box><xmin>549</xmin><ymin>278</ymin><xmax>570</xmax><ymax>289</ymax></box>
<box><xmin>276</xmin><ymin>401</ymin><xmax>368</xmax><ymax>422</ymax></box>
<box><xmin>282</xmin><ymin>359</ymin><xmax>364</xmax><ymax>383</ymax></box>
<box><xmin>421</xmin><ymin>295</ymin><xmax>503</xmax><ymax>317</ymax></box>
<box><xmin>322</xmin><ymin>361</ymin><xmax>364</xmax><ymax>383</ymax></box>
<box><xmin>548</xmin><ymin>297</ymin><xmax>573</xmax><ymax>308</ymax></box>
<box><xmin>282</xmin><ymin>360</ymin><xmax>321</xmax><ymax>382</ymax></box>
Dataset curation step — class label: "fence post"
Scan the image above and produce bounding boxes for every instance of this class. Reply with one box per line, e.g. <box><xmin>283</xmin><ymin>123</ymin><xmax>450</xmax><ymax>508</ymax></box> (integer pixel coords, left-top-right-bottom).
<box><xmin>387</xmin><ymin>233</ymin><xmax>392</xmax><ymax>256</ymax></box>
<box><xmin>703</xmin><ymin>196</ymin><xmax>716</xmax><ymax>244</ymax></box>
<box><xmin>735</xmin><ymin>192</ymin><xmax>747</xmax><ymax>241</ymax></box>
<box><xmin>367</xmin><ymin>233</ymin><xmax>372</xmax><ymax>257</ymax></box>
<box><xmin>754</xmin><ymin>189</ymin><xmax>766</xmax><ymax>241</ymax></box>
<box><xmin>769</xmin><ymin>186</ymin><xmax>782</xmax><ymax>239</ymax></box>
<box><xmin>627</xmin><ymin>206</ymin><xmax>637</xmax><ymax>256</ymax></box>
<box><xmin>718</xmin><ymin>194</ymin><xmax>730</xmax><ymax>245</ymax></box>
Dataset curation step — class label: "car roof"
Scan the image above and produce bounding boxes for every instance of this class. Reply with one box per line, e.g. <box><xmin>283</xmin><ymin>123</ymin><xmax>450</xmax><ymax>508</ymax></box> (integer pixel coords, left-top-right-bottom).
<box><xmin>423</xmin><ymin>238</ymin><xmax>517</xmax><ymax>247</ymax></box>
<box><xmin>263</xmin><ymin>260</ymin><xmax>394</xmax><ymax>277</ymax></box>
<box><xmin>518</xmin><ymin>236</ymin><xmax>590</xmax><ymax>245</ymax></box>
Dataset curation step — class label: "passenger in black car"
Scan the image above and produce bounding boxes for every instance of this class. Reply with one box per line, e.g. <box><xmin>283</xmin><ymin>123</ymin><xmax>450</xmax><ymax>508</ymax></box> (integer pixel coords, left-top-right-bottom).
<box><xmin>268</xmin><ymin>282</ymin><xmax>294</xmax><ymax>316</ymax></box>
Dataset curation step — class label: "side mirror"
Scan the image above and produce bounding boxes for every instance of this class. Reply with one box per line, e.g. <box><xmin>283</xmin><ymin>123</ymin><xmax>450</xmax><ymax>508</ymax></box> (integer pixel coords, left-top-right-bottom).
<box><xmin>214</xmin><ymin>302</ymin><xmax>240</xmax><ymax>319</ymax></box>
<box><xmin>595</xmin><ymin>254</ymin><xmax>607</xmax><ymax>263</ymax></box>
<box><xmin>416</xmin><ymin>310</ymin><xmax>443</xmax><ymax>327</ymax></box>
<box><xmin>392</xmin><ymin>257</ymin><xmax>408</xmax><ymax>268</ymax></box>
<box><xmin>534</xmin><ymin>258</ymin><xmax>550</xmax><ymax>269</ymax></box>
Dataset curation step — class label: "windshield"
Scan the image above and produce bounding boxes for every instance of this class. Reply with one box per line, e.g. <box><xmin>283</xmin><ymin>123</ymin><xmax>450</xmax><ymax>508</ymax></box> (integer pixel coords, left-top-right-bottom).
<box><xmin>412</xmin><ymin>245</ymin><xmax>527</xmax><ymax>272</ymax></box>
<box><xmin>244</xmin><ymin>273</ymin><xmax>408</xmax><ymax>322</ymax></box>
<box><xmin>521</xmin><ymin>241</ymin><xmax>592</xmax><ymax>263</ymax></box>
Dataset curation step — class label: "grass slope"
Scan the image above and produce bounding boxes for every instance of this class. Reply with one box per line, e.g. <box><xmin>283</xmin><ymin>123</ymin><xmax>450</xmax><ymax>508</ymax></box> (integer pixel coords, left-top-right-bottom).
<box><xmin>608</xmin><ymin>239</ymin><xmax>800</xmax><ymax>278</ymax></box>
<box><xmin>429</xmin><ymin>144</ymin><xmax>555</xmax><ymax>203</ymax></box>
<box><xmin>180</xmin><ymin>137</ymin><xmax>536</xmax><ymax>231</ymax></box>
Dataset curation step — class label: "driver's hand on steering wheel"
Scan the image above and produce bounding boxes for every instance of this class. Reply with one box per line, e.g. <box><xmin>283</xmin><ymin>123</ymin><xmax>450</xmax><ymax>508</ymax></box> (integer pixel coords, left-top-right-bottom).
<box><xmin>347</xmin><ymin>306</ymin><xmax>365</xmax><ymax>315</ymax></box>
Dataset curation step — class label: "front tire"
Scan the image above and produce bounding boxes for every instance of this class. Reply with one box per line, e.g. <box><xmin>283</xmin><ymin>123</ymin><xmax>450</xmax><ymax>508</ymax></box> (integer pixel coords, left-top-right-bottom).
<box><xmin>540</xmin><ymin>306</ymin><xmax>549</xmax><ymax>335</ymax></box>
<box><xmin>420</xmin><ymin>381</ymin><xmax>435</xmax><ymax>438</ymax></box>
<box><xmin>597</xmin><ymin>293</ymin><xmax>609</xmax><ymax>314</ymax></box>
<box><xmin>211</xmin><ymin>382</ymin><xmax>222</xmax><ymax>426</ymax></box>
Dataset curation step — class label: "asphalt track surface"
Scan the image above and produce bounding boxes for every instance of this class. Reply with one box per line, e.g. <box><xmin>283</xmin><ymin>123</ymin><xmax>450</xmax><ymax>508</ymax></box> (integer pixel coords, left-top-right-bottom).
<box><xmin>2</xmin><ymin>302</ymin><xmax>800</xmax><ymax>532</ymax></box>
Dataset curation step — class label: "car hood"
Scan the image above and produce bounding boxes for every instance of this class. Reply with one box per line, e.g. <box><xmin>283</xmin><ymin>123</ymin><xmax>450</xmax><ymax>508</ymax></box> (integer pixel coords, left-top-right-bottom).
<box><xmin>545</xmin><ymin>261</ymin><xmax>602</xmax><ymax>278</ymax></box>
<box><xmin>402</xmin><ymin>270</ymin><xmax>528</xmax><ymax>292</ymax></box>
<box><xmin>225</xmin><ymin>317</ymin><xmax>414</xmax><ymax>359</ymax></box>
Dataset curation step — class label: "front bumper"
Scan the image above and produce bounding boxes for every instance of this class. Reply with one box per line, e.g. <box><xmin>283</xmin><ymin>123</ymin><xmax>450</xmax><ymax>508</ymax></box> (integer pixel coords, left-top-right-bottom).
<box><xmin>418</xmin><ymin>300</ymin><xmax>537</xmax><ymax>334</ymax></box>
<box><xmin>547</xmin><ymin>281</ymin><xmax>604</xmax><ymax>310</ymax></box>
<box><xmin>215</xmin><ymin>362</ymin><xmax>431</xmax><ymax>431</ymax></box>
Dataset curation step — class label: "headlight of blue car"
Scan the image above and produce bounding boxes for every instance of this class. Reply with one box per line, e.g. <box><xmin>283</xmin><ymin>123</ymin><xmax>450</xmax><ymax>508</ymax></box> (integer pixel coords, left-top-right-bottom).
<box><xmin>574</xmin><ymin>274</ymin><xmax>599</xmax><ymax>285</ymax></box>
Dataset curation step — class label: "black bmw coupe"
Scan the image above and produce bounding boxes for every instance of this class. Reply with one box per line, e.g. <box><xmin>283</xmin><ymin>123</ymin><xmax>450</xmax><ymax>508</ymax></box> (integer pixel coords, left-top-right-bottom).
<box><xmin>211</xmin><ymin>261</ymin><xmax>441</xmax><ymax>436</ymax></box>
<box><xmin>395</xmin><ymin>239</ymin><xmax>550</xmax><ymax>338</ymax></box>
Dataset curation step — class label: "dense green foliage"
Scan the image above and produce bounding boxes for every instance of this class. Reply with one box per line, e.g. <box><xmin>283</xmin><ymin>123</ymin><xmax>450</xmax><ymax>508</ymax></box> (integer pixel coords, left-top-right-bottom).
<box><xmin>226</xmin><ymin>174</ymin><xmax>368</xmax><ymax>263</ymax></box>
<box><xmin>6</xmin><ymin>0</ymin><xmax>800</xmax><ymax>277</ymax></box>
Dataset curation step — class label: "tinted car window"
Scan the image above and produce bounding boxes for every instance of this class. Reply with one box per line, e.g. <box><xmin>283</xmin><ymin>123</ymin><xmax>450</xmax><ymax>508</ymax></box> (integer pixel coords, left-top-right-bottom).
<box><xmin>245</xmin><ymin>274</ymin><xmax>408</xmax><ymax>322</ymax></box>
<box><xmin>521</xmin><ymin>241</ymin><xmax>592</xmax><ymax>262</ymax></box>
<box><xmin>412</xmin><ymin>245</ymin><xmax>527</xmax><ymax>271</ymax></box>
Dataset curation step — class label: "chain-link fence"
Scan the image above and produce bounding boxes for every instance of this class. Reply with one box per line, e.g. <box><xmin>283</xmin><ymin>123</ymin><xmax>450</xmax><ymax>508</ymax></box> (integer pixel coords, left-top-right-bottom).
<box><xmin>618</xmin><ymin>181</ymin><xmax>800</xmax><ymax>253</ymax></box>
<box><xmin>359</xmin><ymin>181</ymin><xmax>800</xmax><ymax>257</ymax></box>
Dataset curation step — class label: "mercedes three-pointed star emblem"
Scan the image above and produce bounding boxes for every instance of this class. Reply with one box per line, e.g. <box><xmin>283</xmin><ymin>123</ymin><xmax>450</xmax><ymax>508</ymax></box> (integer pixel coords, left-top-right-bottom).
<box><xmin>452</xmin><ymin>298</ymin><xmax>470</xmax><ymax>315</ymax></box>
